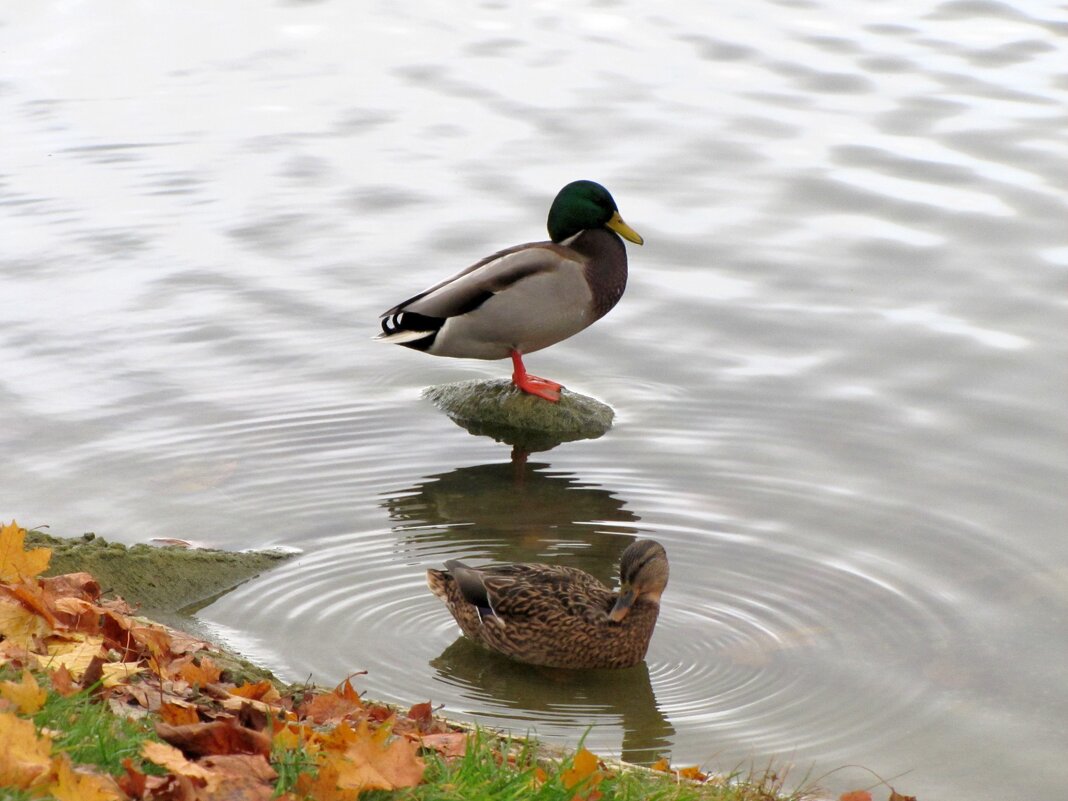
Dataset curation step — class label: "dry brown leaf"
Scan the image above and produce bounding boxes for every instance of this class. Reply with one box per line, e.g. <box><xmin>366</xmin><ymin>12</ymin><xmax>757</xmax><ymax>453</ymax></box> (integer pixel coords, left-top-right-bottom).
<box><xmin>889</xmin><ymin>791</ymin><xmax>918</xmax><ymax>801</ymax></box>
<box><xmin>839</xmin><ymin>792</ymin><xmax>873</xmax><ymax>801</ymax></box>
<box><xmin>41</xmin><ymin>572</ymin><xmax>101</xmax><ymax>603</ymax></box>
<box><xmin>0</xmin><ymin>522</ymin><xmax>51</xmax><ymax>583</ymax></box>
<box><xmin>0</xmin><ymin>670</ymin><xmax>47</xmax><ymax>715</ymax></box>
<box><xmin>0</xmin><ymin>710</ymin><xmax>53</xmax><ymax>789</ymax></box>
<box><xmin>156</xmin><ymin>718</ymin><xmax>273</xmax><ymax>758</ymax></box>
<box><xmin>49</xmin><ymin>665</ymin><xmax>78</xmax><ymax>697</ymax></box>
<box><xmin>300</xmin><ymin>690</ymin><xmax>363</xmax><ymax>725</ymax></box>
<box><xmin>419</xmin><ymin>731</ymin><xmax>468</xmax><ymax>759</ymax></box>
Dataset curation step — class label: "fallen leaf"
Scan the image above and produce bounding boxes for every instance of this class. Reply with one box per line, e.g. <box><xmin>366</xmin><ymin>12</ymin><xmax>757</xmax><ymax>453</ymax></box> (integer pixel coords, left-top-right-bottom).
<box><xmin>562</xmin><ymin>747</ymin><xmax>603</xmax><ymax>791</ymax></box>
<box><xmin>198</xmin><ymin>754</ymin><xmax>278</xmax><ymax>800</ymax></box>
<box><xmin>0</xmin><ymin>710</ymin><xmax>53</xmax><ymax>789</ymax></box>
<box><xmin>49</xmin><ymin>665</ymin><xmax>77</xmax><ymax>697</ymax></box>
<box><xmin>229</xmin><ymin>680</ymin><xmax>278</xmax><ymax>702</ymax></box>
<box><xmin>322</xmin><ymin>720</ymin><xmax>425</xmax><ymax>792</ymax></box>
<box><xmin>419</xmin><ymin>731</ymin><xmax>468</xmax><ymax>759</ymax></box>
<box><xmin>295</xmin><ymin>762</ymin><xmax>361</xmax><ymax>801</ymax></box>
<box><xmin>49</xmin><ymin>754</ymin><xmax>123</xmax><ymax>801</ymax></box>
<box><xmin>0</xmin><ymin>522</ymin><xmax>51</xmax><ymax>582</ymax></box>
<box><xmin>178</xmin><ymin>655</ymin><xmax>223</xmax><ymax>687</ymax></box>
<box><xmin>156</xmin><ymin>718</ymin><xmax>272</xmax><ymax>758</ymax></box>
<box><xmin>889</xmin><ymin>791</ymin><xmax>918</xmax><ymax>801</ymax></box>
<box><xmin>839</xmin><ymin>792</ymin><xmax>873</xmax><ymax>801</ymax></box>
<box><xmin>41</xmin><ymin>572</ymin><xmax>101</xmax><ymax>603</ymax></box>
<box><xmin>300</xmin><ymin>689</ymin><xmax>362</xmax><ymax>725</ymax></box>
<box><xmin>142</xmin><ymin>740</ymin><xmax>214</xmax><ymax>782</ymax></box>
<box><xmin>160</xmin><ymin>701</ymin><xmax>201</xmax><ymax>726</ymax></box>
<box><xmin>407</xmin><ymin>701</ymin><xmax>432</xmax><ymax>729</ymax></box>
<box><xmin>0</xmin><ymin>597</ymin><xmax>51</xmax><ymax>647</ymax></box>
<box><xmin>650</xmin><ymin>757</ymin><xmax>670</xmax><ymax>772</ymax></box>
<box><xmin>101</xmin><ymin>661</ymin><xmax>145</xmax><ymax>687</ymax></box>
<box><xmin>34</xmin><ymin>635</ymin><xmax>104</xmax><ymax>680</ymax></box>
<box><xmin>0</xmin><ymin>670</ymin><xmax>47</xmax><ymax>715</ymax></box>
<box><xmin>677</xmin><ymin>765</ymin><xmax>708</xmax><ymax>781</ymax></box>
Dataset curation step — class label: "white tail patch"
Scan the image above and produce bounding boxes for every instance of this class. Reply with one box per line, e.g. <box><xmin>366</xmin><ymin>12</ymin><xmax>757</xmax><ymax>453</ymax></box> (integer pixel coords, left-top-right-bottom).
<box><xmin>374</xmin><ymin>328</ymin><xmax>433</xmax><ymax>343</ymax></box>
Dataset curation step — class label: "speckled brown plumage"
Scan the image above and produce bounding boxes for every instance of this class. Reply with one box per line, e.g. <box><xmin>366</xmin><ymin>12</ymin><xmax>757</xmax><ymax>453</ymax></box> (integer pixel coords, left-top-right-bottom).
<box><xmin>427</xmin><ymin>540</ymin><xmax>669</xmax><ymax>670</ymax></box>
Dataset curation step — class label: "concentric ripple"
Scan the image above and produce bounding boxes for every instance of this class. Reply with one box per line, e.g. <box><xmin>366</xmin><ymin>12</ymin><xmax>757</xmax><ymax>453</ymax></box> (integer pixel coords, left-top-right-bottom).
<box><xmin>203</xmin><ymin>460</ymin><xmax>1015</xmax><ymax>772</ymax></box>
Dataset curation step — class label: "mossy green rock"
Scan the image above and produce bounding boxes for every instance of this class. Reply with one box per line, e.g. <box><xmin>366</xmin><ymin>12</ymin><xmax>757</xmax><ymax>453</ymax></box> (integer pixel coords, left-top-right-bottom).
<box><xmin>423</xmin><ymin>379</ymin><xmax>614</xmax><ymax>451</ymax></box>
<box><xmin>27</xmin><ymin>530</ymin><xmax>291</xmax><ymax>616</ymax></box>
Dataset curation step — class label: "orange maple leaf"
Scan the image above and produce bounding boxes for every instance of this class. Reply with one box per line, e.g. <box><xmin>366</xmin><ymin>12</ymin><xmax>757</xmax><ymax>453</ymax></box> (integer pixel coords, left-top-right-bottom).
<box><xmin>839</xmin><ymin>791</ymin><xmax>873</xmax><ymax>801</ymax></box>
<box><xmin>320</xmin><ymin>720</ymin><xmax>424</xmax><ymax>792</ymax></box>
<box><xmin>0</xmin><ymin>670</ymin><xmax>47</xmax><ymax>715</ymax></box>
<box><xmin>177</xmin><ymin>655</ymin><xmax>223</xmax><ymax>686</ymax></box>
<box><xmin>889</xmin><ymin>791</ymin><xmax>918</xmax><ymax>801</ymax></box>
<box><xmin>159</xmin><ymin>702</ymin><xmax>201</xmax><ymax>726</ymax></box>
<box><xmin>0</xmin><ymin>522</ymin><xmax>51</xmax><ymax>583</ymax></box>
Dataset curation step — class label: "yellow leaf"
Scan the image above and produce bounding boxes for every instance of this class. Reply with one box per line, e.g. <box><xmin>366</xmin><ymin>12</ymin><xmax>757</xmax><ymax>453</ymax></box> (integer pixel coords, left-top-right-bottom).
<box><xmin>49</xmin><ymin>754</ymin><xmax>123</xmax><ymax>801</ymax></box>
<box><xmin>0</xmin><ymin>522</ymin><xmax>51</xmax><ymax>582</ymax></box>
<box><xmin>0</xmin><ymin>711</ymin><xmax>53</xmax><ymax>789</ymax></box>
<box><xmin>34</xmin><ymin>635</ymin><xmax>104</xmax><ymax>680</ymax></box>
<box><xmin>101</xmin><ymin>661</ymin><xmax>144</xmax><ymax>687</ymax></box>
<box><xmin>0</xmin><ymin>670</ymin><xmax>47</xmax><ymax>715</ymax></box>
<box><xmin>142</xmin><ymin>740</ymin><xmax>214</xmax><ymax>783</ymax></box>
<box><xmin>0</xmin><ymin>597</ymin><xmax>51</xmax><ymax>646</ymax></box>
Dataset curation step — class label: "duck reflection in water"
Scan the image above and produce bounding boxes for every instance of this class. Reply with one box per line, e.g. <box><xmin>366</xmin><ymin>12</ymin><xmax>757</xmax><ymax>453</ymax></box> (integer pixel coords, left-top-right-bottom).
<box><xmin>431</xmin><ymin>636</ymin><xmax>675</xmax><ymax>765</ymax></box>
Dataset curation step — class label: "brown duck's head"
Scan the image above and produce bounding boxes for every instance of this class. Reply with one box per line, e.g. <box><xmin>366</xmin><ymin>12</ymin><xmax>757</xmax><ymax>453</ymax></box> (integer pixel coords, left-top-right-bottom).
<box><xmin>608</xmin><ymin>540</ymin><xmax>669</xmax><ymax>622</ymax></box>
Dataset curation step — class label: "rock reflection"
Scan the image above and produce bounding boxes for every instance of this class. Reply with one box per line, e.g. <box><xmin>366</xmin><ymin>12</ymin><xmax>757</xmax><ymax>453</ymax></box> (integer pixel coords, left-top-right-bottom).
<box><xmin>430</xmin><ymin>636</ymin><xmax>675</xmax><ymax>765</ymax></box>
<box><xmin>382</xmin><ymin>455</ymin><xmax>642</xmax><ymax>581</ymax></box>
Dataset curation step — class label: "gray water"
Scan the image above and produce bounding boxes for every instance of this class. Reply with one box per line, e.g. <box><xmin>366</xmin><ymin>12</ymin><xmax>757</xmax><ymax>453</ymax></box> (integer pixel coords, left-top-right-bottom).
<box><xmin>3</xmin><ymin>2</ymin><xmax>1067</xmax><ymax>798</ymax></box>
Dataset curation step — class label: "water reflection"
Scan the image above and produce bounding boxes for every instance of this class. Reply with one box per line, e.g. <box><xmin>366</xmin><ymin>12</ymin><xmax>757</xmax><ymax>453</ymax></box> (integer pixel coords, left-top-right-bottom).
<box><xmin>431</xmin><ymin>636</ymin><xmax>674</xmax><ymax>764</ymax></box>
<box><xmin>382</xmin><ymin>454</ymin><xmax>642</xmax><ymax>581</ymax></box>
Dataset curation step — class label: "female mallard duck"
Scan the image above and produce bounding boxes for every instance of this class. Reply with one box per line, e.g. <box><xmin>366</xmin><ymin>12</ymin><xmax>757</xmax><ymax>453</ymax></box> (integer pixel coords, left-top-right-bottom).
<box><xmin>376</xmin><ymin>180</ymin><xmax>643</xmax><ymax>402</ymax></box>
<box><xmin>426</xmin><ymin>539</ymin><xmax>668</xmax><ymax>669</ymax></box>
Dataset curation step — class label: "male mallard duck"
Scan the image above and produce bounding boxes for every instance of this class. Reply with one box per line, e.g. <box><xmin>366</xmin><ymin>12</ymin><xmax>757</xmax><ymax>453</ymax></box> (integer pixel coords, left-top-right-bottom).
<box><xmin>426</xmin><ymin>539</ymin><xmax>668</xmax><ymax>669</ymax></box>
<box><xmin>376</xmin><ymin>180</ymin><xmax>643</xmax><ymax>402</ymax></box>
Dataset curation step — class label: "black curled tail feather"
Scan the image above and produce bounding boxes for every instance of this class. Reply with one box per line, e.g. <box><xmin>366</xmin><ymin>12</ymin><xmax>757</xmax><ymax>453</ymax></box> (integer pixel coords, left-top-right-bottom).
<box><xmin>378</xmin><ymin>310</ymin><xmax>444</xmax><ymax>351</ymax></box>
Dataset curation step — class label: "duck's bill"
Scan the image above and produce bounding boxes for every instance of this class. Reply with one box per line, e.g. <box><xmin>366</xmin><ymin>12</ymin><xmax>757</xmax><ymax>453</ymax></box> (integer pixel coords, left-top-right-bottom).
<box><xmin>607</xmin><ymin>212</ymin><xmax>644</xmax><ymax>245</ymax></box>
<box><xmin>608</xmin><ymin>587</ymin><xmax>637</xmax><ymax>622</ymax></box>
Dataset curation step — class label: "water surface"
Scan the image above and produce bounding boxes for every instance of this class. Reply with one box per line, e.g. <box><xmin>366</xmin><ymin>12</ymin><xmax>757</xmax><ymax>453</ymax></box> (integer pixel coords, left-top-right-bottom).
<box><xmin>2</xmin><ymin>2</ymin><xmax>1066</xmax><ymax>798</ymax></box>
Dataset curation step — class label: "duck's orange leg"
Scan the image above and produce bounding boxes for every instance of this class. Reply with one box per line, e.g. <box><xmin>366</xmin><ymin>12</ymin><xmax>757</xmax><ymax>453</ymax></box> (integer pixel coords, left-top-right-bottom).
<box><xmin>510</xmin><ymin>350</ymin><xmax>562</xmax><ymax>402</ymax></box>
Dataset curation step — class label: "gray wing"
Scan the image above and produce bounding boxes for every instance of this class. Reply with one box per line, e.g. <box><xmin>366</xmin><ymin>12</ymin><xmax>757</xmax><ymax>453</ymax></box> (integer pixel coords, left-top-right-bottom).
<box><xmin>381</xmin><ymin>242</ymin><xmax>579</xmax><ymax>320</ymax></box>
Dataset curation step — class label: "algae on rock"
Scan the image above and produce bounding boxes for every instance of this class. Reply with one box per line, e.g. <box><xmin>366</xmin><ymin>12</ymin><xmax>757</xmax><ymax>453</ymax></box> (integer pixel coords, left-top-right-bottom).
<box><xmin>423</xmin><ymin>379</ymin><xmax>614</xmax><ymax>451</ymax></box>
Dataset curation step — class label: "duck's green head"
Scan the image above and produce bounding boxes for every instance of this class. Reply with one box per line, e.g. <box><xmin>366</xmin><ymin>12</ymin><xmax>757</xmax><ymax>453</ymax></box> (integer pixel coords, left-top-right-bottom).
<box><xmin>547</xmin><ymin>180</ymin><xmax>644</xmax><ymax>246</ymax></box>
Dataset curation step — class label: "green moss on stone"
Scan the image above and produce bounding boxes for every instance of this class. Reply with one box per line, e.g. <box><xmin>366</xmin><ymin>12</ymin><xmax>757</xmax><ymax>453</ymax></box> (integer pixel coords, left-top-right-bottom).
<box><xmin>423</xmin><ymin>379</ymin><xmax>613</xmax><ymax>451</ymax></box>
<box><xmin>26</xmin><ymin>530</ymin><xmax>291</xmax><ymax>616</ymax></box>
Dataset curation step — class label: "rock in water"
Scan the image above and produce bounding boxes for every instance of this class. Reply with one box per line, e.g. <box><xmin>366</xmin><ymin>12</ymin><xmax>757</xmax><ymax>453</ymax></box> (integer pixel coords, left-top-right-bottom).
<box><xmin>423</xmin><ymin>379</ymin><xmax>614</xmax><ymax>451</ymax></box>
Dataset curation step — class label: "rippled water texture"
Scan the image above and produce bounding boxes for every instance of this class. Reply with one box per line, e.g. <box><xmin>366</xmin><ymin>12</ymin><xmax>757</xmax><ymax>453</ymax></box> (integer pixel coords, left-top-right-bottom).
<box><xmin>3</xmin><ymin>2</ymin><xmax>1067</xmax><ymax>798</ymax></box>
